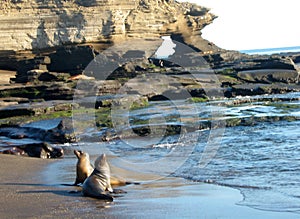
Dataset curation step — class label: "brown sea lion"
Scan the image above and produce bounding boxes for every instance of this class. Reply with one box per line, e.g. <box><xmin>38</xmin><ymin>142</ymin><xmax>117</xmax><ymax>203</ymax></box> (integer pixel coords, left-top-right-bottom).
<box><xmin>73</xmin><ymin>149</ymin><xmax>137</xmax><ymax>186</ymax></box>
<box><xmin>82</xmin><ymin>154</ymin><xmax>114</xmax><ymax>200</ymax></box>
<box><xmin>73</xmin><ymin>150</ymin><xmax>94</xmax><ymax>185</ymax></box>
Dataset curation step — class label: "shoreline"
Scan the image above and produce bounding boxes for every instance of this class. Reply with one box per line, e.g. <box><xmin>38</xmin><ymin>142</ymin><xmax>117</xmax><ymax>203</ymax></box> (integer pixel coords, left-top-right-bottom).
<box><xmin>0</xmin><ymin>154</ymin><xmax>298</xmax><ymax>218</ymax></box>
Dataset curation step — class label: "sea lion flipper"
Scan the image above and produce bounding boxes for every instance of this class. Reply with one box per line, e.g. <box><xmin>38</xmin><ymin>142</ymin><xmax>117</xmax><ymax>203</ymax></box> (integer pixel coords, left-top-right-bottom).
<box><xmin>95</xmin><ymin>193</ymin><xmax>114</xmax><ymax>201</ymax></box>
<box><xmin>112</xmin><ymin>188</ymin><xmax>127</xmax><ymax>194</ymax></box>
<box><xmin>110</xmin><ymin>176</ymin><xmax>141</xmax><ymax>186</ymax></box>
<box><xmin>68</xmin><ymin>190</ymin><xmax>82</xmax><ymax>194</ymax></box>
<box><xmin>61</xmin><ymin>183</ymin><xmax>81</xmax><ymax>187</ymax></box>
<box><xmin>107</xmin><ymin>183</ymin><xmax>113</xmax><ymax>193</ymax></box>
<box><xmin>125</xmin><ymin>181</ymin><xmax>141</xmax><ymax>185</ymax></box>
<box><xmin>73</xmin><ymin>179</ymin><xmax>80</xmax><ymax>186</ymax></box>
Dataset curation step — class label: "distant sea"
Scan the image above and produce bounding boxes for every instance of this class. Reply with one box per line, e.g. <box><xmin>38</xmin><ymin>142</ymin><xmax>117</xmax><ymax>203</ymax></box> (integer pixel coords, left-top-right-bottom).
<box><xmin>239</xmin><ymin>46</ymin><xmax>300</xmax><ymax>55</ymax></box>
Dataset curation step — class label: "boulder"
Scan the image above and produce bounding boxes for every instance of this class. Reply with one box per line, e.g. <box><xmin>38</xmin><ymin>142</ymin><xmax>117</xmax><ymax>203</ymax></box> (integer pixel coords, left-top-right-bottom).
<box><xmin>0</xmin><ymin>118</ymin><xmax>75</xmax><ymax>143</ymax></box>
<box><xmin>226</xmin><ymin>83</ymin><xmax>300</xmax><ymax>97</ymax></box>
<box><xmin>237</xmin><ymin>69</ymin><xmax>299</xmax><ymax>84</ymax></box>
<box><xmin>0</xmin><ymin>142</ymin><xmax>64</xmax><ymax>159</ymax></box>
<box><xmin>291</xmin><ymin>54</ymin><xmax>300</xmax><ymax>63</ymax></box>
<box><xmin>0</xmin><ymin>83</ymin><xmax>75</xmax><ymax>101</ymax></box>
<box><xmin>47</xmin><ymin>45</ymin><xmax>98</xmax><ymax>75</ymax></box>
<box><xmin>21</xmin><ymin>118</ymin><xmax>76</xmax><ymax>143</ymax></box>
<box><xmin>208</xmin><ymin>51</ymin><xmax>297</xmax><ymax>71</ymax></box>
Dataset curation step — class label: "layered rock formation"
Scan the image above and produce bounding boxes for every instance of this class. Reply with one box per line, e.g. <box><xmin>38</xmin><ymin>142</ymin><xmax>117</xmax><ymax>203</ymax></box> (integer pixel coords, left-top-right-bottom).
<box><xmin>0</xmin><ymin>0</ymin><xmax>216</xmax><ymax>52</ymax></box>
<box><xmin>0</xmin><ymin>0</ymin><xmax>298</xmax><ymax>100</ymax></box>
<box><xmin>1</xmin><ymin>1</ymin><xmax>299</xmax><ymax>161</ymax></box>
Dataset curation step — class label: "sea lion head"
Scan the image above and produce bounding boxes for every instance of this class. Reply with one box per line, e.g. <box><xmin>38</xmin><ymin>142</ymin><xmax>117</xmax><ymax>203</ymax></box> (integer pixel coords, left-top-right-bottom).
<box><xmin>49</xmin><ymin>147</ymin><xmax>64</xmax><ymax>158</ymax></box>
<box><xmin>74</xmin><ymin>150</ymin><xmax>92</xmax><ymax>165</ymax></box>
<box><xmin>74</xmin><ymin>150</ymin><xmax>89</xmax><ymax>159</ymax></box>
<box><xmin>42</xmin><ymin>142</ymin><xmax>64</xmax><ymax>158</ymax></box>
<box><xmin>74</xmin><ymin>149</ymin><xmax>82</xmax><ymax>158</ymax></box>
<box><xmin>94</xmin><ymin>154</ymin><xmax>110</xmax><ymax>174</ymax></box>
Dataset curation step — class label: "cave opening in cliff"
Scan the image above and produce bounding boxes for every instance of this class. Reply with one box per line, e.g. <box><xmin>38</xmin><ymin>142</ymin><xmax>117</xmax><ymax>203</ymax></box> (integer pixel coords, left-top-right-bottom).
<box><xmin>154</xmin><ymin>36</ymin><xmax>176</xmax><ymax>59</ymax></box>
<box><xmin>171</xmin><ymin>34</ymin><xmax>201</xmax><ymax>53</ymax></box>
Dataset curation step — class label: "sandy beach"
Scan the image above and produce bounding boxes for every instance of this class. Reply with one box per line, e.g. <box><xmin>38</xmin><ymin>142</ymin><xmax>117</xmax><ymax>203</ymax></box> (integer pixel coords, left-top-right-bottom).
<box><xmin>0</xmin><ymin>154</ymin><xmax>298</xmax><ymax>219</ymax></box>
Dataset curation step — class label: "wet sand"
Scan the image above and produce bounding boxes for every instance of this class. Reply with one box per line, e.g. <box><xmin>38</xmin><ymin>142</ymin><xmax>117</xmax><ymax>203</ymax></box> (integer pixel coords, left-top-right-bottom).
<box><xmin>0</xmin><ymin>154</ymin><xmax>298</xmax><ymax>218</ymax></box>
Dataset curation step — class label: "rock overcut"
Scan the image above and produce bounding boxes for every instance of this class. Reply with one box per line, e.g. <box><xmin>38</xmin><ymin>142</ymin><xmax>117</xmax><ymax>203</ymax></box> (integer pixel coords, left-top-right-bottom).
<box><xmin>0</xmin><ymin>0</ymin><xmax>216</xmax><ymax>52</ymax></box>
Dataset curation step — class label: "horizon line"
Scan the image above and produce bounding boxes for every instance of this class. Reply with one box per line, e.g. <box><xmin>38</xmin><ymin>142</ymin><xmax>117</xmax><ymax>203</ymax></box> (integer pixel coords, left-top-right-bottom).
<box><xmin>239</xmin><ymin>45</ymin><xmax>300</xmax><ymax>53</ymax></box>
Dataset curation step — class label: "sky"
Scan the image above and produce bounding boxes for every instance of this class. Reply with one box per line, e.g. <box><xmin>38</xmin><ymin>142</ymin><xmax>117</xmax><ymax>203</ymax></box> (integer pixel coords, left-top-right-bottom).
<box><xmin>178</xmin><ymin>0</ymin><xmax>300</xmax><ymax>50</ymax></box>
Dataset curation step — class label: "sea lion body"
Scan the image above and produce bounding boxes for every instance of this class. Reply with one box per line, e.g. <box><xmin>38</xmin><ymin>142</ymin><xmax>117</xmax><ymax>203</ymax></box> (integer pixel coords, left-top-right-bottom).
<box><xmin>82</xmin><ymin>154</ymin><xmax>114</xmax><ymax>200</ymax></box>
<box><xmin>74</xmin><ymin>150</ymin><xmax>93</xmax><ymax>185</ymax></box>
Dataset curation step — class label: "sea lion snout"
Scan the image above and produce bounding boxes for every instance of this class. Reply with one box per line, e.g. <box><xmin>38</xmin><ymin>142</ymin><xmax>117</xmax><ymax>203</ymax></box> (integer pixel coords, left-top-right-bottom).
<box><xmin>74</xmin><ymin>150</ymin><xmax>83</xmax><ymax>158</ymax></box>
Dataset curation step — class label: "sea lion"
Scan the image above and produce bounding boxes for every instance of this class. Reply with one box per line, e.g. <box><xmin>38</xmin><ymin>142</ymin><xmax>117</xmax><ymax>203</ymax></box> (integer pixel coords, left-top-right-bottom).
<box><xmin>0</xmin><ymin>147</ymin><xmax>25</xmax><ymax>156</ymax></box>
<box><xmin>0</xmin><ymin>142</ymin><xmax>63</xmax><ymax>159</ymax></box>
<box><xmin>74</xmin><ymin>149</ymin><xmax>138</xmax><ymax>186</ymax></box>
<box><xmin>74</xmin><ymin>150</ymin><xmax>93</xmax><ymax>185</ymax></box>
<box><xmin>82</xmin><ymin>154</ymin><xmax>114</xmax><ymax>200</ymax></box>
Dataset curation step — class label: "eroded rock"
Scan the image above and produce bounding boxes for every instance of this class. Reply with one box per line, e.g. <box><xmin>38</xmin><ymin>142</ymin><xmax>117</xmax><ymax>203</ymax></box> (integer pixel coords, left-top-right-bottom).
<box><xmin>237</xmin><ymin>69</ymin><xmax>299</xmax><ymax>84</ymax></box>
<box><xmin>0</xmin><ymin>0</ymin><xmax>215</xmax><ymax>52</ymax></box>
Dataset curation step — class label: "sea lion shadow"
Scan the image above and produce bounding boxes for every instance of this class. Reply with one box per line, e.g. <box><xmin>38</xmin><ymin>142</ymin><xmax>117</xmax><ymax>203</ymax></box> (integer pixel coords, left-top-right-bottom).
<box><xmin>19</xmin><ymin>189</ymin><xmax>125</xmax><ymax>200</ymax></box>
<box><xmin>0</xmin><ymin>182</ymin><xmax>49</xmax><ymax>187</ymax></box>
<box><xmin>1</xmin><ymin>182</ymin><xmax>126</xmax><ymax>200</ymax></box>
<box><xmin>1</xmin><ymin>182</ymin><xmax>79</xmax><ymax>188</ymax></box>
<box><xmin>19</xmin><ymin>189</ymin><xmax>82</xmax><ymax>198</ymax></box>
<box><xmin>0</xmin><ymin>182</ymin><xmax>82</xmax><ymax>197</ymax></box>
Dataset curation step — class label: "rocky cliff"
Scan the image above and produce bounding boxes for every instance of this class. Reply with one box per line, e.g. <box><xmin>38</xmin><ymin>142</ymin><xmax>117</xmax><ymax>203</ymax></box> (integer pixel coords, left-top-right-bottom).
<box><xmin>0</xmin><ymin>0</ymin><xmax>216</xmax><ymax>52</ymax></box>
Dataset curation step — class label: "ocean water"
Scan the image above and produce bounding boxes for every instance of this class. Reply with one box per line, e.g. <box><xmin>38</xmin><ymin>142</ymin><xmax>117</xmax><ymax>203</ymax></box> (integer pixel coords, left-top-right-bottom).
<box><xmin>240</xmin><ymin>46</ymin><xmax>300</xmax><ymax>55</ymax></box>
<box><xmin>74</xmin><ymin>92</ymin><xmax>300</xmax><ymax>214</ymax></box>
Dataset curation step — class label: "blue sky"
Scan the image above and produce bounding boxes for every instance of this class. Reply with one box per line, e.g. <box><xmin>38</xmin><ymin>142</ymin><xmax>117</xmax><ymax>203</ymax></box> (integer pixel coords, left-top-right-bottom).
<box><xmin>178</xmin><ymin>0</ymin><xmax>300</xmax><ymax>50</ymax></box>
